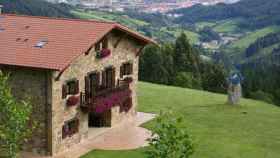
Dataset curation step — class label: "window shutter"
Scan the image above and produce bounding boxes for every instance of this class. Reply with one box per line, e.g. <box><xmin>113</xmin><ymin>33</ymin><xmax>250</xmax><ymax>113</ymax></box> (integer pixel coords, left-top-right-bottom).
<box><xmin>75</xmin><ymin>80</ymin><xmax>79</xmax><ymax>94</ymax></box>
<box><xmin>112</xmin><ymin>67</ymin><xmax>116</xmax><ymax>87</ymax></box>
<box><xmin>102</xmin><ymin>70</ymin><xmax>106</xmax><ymax>88</ymax></box>
<box><xmin>95</xmin><ymin>42</ymin><xmax>101</xmax><ymax>51</ymax></box>
<box><xmin>62</xmin><ymin>84</ymin><xmax>67</xmax><ymax>99</ymax></box>
<box><xmin>120</xmin><ymin>65</ymin><xmax>124</xmax><ymax>78</ymax></box>
<box><xmin>129</xmin><ymin>63</ymin><xmax>133</xmax><ymax>74</ymax></box>
<box><xmin>85</xmin><ymin>76</ymin><xmax>90</xmax><ymax>98</ymax></box>
<box><xmin>95</xmin><ymin>72</ymin><xmax>101</xmax><ymax>91</ymax></box>
<box><xmin>102</xmin><ymin>37</ymin><xmax>108</xmax><ymax>49</ymax></box>
<box><xmin>62</xmin><ymin>125</ymin><xmax>66</xmax><ymax>139</ymax></box>
<box><xmin>125</xmin><ymin>63</ymin><xmax>130</xmax><ymax>75</ymax></box>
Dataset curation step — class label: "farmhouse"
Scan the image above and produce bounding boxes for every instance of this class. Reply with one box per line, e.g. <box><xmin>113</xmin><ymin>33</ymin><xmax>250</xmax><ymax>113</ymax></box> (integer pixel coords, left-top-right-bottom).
<box><xmin>0</xmin><ymin>13</ymin><xmax>154</xmax><ymax>156</ymax></box>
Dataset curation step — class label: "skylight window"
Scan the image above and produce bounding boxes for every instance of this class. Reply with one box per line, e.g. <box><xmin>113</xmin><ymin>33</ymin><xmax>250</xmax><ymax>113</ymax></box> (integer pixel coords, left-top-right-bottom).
<box><xmin>35</xmin><ymin>40</ymin><xmax>48</xmax><ymax>48</ymax></box>
<box><xmin>0</xmin><ymin>27</ymin><xmax>4</xmax><ymax>32</ymax></box>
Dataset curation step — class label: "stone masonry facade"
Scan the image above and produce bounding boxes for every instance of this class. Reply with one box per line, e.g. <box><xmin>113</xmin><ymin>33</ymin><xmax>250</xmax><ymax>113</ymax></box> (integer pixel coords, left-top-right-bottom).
<box><xmin>0</xmin><ymin>30</ymin><xmax>144</xmax><ymax>156</ymax></box>
<box><xmin>0</xmin><ymin>66</ymin><xmax>52</xmax><ymax>155</ymax></box>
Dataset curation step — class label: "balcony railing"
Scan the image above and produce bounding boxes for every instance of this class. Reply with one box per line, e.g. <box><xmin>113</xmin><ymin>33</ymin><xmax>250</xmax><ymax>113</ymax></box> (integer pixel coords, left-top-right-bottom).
<box><xmin>80</xmin><ymin>83</ymin><xmax>131</xmax><ymax>113</ymax></box>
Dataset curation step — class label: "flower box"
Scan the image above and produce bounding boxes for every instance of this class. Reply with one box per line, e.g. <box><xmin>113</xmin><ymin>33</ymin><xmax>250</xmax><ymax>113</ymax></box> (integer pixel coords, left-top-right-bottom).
<box><xmin>94</xmin><ymin>89</ymin><xmax>131</xmax><ymax>114</ymax></box>
<box><xmin>66</xmin><ymin>95</ymin><xmax>80</xmax><ymax>107</ymax></box>
<box><xmin>96</xmin><ymin>48</ymin><xmax>111</xmax><ymax>59</ymax></box>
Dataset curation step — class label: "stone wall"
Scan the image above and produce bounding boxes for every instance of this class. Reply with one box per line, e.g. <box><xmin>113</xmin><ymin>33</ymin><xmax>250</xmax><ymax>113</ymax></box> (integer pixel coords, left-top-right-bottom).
<box><xmin>0</xmin><ymin>66</ymin><xmax>52</xmax><ymax>155</ymax></box>
<box><xmin>51</xmin><ymin>31</ymin><xmax>143</xmax><ymax>155</ymax></box>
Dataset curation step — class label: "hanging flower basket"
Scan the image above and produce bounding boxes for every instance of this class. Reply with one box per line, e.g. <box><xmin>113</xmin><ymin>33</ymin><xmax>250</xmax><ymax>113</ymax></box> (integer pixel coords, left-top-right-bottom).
<box><xmin>96</xmin><ymin>48</ymin><xmax>111</xmax><ymax>59</ymax></box>
<box><xmin>67</xmin><ymin>95</ymin><xmax>80</xmax><ymax>107</ymax></box>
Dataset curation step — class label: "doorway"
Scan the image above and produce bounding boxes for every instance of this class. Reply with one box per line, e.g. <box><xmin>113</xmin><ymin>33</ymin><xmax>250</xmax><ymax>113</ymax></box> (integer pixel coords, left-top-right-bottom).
<box><xmin>88</xmin><ymin>110</ymin><xmax>112</xmax><ymax>128</ymax></box>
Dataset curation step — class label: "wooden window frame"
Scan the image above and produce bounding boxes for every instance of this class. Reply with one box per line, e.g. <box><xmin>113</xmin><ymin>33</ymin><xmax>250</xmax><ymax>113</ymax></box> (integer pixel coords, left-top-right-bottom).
<box><xmin>120</xmin><ymin>62</ymin><xmax>133</xmax><ymax>78</ymax></box>
<box><xmin>67</xmin><ymin>80</ymin><xmax>77</xmax><ymax>95</ymax></box>
<box><xmin>62</xmin><ymin>118</ymin><xmax>79</xmax><ymax>139</ymax></box>
<box><xmin>102</xmin><ymin>66</ymin><xmax>116</xmax><ymax>89</ymax></box>
<box><xmin>62</xmin><ymin>79</ymin><xmax>79</xmax><ymax>99</ymax></box>
<box><xmin>89</xmin><ymin>71</ymin><xmax>101</xmax><ymax>96</ymax></box>
<box><xmin>95</xmin><ymin>37</ymin><xmax>109</xmax><ymax>52</ymax></box>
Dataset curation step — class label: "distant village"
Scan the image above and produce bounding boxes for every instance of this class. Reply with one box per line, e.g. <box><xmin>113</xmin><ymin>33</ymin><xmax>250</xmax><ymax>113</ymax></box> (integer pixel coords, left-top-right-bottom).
<box><xmin>47</xmin><ymin>0</ymin><xmax>240</xmax><ymax>13</ymax></box>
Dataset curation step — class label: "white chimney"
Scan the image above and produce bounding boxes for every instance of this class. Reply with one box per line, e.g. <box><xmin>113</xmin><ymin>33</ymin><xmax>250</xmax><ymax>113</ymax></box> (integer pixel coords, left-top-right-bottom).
<box><xmin>0</xmin><ymin>5</ymin><xmax>2</xmax><ymax>14</ymax></box>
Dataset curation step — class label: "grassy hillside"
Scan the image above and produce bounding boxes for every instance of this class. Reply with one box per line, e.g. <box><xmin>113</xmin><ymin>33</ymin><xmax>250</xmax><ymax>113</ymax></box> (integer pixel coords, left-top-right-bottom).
<box><xmin>229</xmin><ymin>26</ymin><xmax>280</xmax><ymax>49</ymax></box>
<box><xmin>71</xmin><ymin>9</ymin><xmax>148</xmax><ymax>28</ymax></box>
<box><xmin>213</xmin><ymin>18</ymin><xmax>245</xmax><ymax>33</ymax></box>
<box><xmin>174</xmin><ymin>0</ymin><xmax>280</xmax><ymax>29</ymax></box>
<box><xmin>160</xmin><ymin>27</ymin><xmax>200</xmax><ymax>43</ymax></box>
<box><xmin>82</xmin><ymin>82</ymin><xmax>280</xmax><ymax>158</ymax></box>
<box><xmin>72</xmin><ymin>9</ymin><xmax>199</xmax><ymax>44</ymax></box>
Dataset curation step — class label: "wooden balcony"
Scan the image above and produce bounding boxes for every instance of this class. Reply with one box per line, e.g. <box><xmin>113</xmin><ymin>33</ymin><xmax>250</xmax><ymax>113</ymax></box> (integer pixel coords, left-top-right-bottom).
<box><xmin>80</xmin><ymin>83</ymin><xmax>131</xmax><ymax>113</ymax></box>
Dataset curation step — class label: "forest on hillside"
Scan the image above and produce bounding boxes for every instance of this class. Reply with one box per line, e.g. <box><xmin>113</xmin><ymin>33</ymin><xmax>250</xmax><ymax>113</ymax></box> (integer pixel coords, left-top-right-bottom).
<box><xmin>173</xmin><ymin>0</ymin><xmax>280</xmax><ymax>29</ymax></box>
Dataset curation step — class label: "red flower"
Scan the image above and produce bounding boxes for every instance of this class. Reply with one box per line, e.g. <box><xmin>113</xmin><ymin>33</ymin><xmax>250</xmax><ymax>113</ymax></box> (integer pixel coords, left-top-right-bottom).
<box><xmin>97</xmin><ymin>49</ymin><xmax>111</xmax><ymax>59</ymax></box>
<box><xmin>94</xmin><ymin>89</ymin><xmax>132</xmax><ymax>114</ymax></box>
<box><xmin>67</xmin><ymin>95</ymin><xmax>80</xmax><ymax>107</ymax></box>
<box><xmin>101</xmin><ymin>49</ymin><xmax>111</xmax><ymax>57</ymax></box>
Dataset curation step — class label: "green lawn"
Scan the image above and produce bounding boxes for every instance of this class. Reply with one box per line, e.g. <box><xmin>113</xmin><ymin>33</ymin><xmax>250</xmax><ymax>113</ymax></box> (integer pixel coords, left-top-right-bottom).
<box><xmin>81</xmin><ymin>82</ymin><xmax>280</xmax><ymax>158</ymax></box>
<box><xmin>72</xmin><ymin>9</ymin><xmax>149</xmax><ymax>29</ymax></box>
<box><xmin>160</xmin><ymin>27</ymin><xmax>200</xmax><ymax>44</ymax></box>
<box><xmin>195</xmin><ymin>22</ymin><xmax>216</xmax><ymax>30</ymax></box>
<box><xmin>213</xmin><ymin>19</ymin><xmax>243</xmax><ymax>33</ymax></box>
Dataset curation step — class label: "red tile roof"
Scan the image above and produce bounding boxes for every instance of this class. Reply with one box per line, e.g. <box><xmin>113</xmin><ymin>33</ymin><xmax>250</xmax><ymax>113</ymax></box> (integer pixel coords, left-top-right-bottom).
<box><xmin>0</xmin><ymin>14</ymin><xmax>154</xmax><ymax>71</ymax></box>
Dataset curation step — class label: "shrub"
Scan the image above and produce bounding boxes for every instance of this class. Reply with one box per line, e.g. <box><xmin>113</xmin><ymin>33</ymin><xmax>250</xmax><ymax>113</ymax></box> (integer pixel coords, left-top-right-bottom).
<box><xmin>249</xmin><ymin>90</ymin><xmax>274</xmax><ymax>104</ymax></box>
<box><xmin>174</xmin><ymin>72</ymin><xmax>202</xmax><ymax>89</ymax></box>
<box><xmin>274</xmin><ymin>89</ymin><xmax>280</xmax><ymax>106</ymax></box>
<box><xmin>174</xmin><ymin>72</ymin><xmax>194</xmax><ymax>88</ymax></box>
<box><xmin>147</xmin><ymin>111</ymin><xmax>194</xmax><ymax>158</ymax></box>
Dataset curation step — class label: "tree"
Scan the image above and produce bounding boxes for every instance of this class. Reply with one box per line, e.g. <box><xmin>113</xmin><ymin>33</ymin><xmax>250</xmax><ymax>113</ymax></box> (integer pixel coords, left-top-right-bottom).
<box><xmin>199</xmin><ymin>26</ymin><xmax>221</xmax><ymax>42</ymax></box>
<box><xmin>174</xmin><ymin>33</ymin><xmax>201</xmax><ymax>78</ymax></box>
<box><xmin>0</xmin><ymin>71</ymin><xmax>33</xmax><ymax>158</ymax></box>
<box><xmin>139</xmin><ymin>33</ymin><xmax>227</xmax><ymax>94</ymax></box>
<box><xmin>174</xmin><ymin>33</ymin><xmax>193</xmax><ymax>72</ymax></box>
<box><xmin>200</xmin><ymin>62</ymin><xmax>227</xmax><ymax>93</ymax></box>
<box><xmin>140</xmin><ymin>45</ymin><xmax>170</xmax><ymax>85</ymax></box>
<box><xmin>147</xmin><ymin>111</ymin><xmax>194</xmax><ymax>158</ymax></box>
<box><xmin>160</xmin><ymin>43</ymin><xmax>176</xmax><ymax>84</ymax></box>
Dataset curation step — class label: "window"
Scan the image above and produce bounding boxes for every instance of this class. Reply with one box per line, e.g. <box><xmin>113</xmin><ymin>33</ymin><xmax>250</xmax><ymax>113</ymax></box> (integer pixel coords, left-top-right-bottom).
<box><xmin>95</xmin><ymin>37</ymin><xmax>108</xmax><ymax>51</ymax></box>
<box><xmin>120</xmin><ymin>62</ymin><xmax>133</xmax><ymax>78</ymax></box>
<box><xmin>62</xmin><ymin>79</ymin><xmax>79</xmax><ymax>99</ymax></box>
<box><xmin>67</xmin><ymin>80</ymin><xmax>77</xmax><ymax>95</ymax></box>
<box><xmin>90</xmin><ymin>72</ymin><xmax>100</xmax><ymax>93</ymax></box>
<box><xmin>102</xmin><ymin>67</ymin><xmax>116</xmax><ymax>89</ymax></box>
<box><xmin>34</xmin><ymin>40</ymin><xmax>48</xmax><ymax>48</ymax></box>
<box><xmin>85</xmin><ymin>72</ymin><xmax>101</xmax><ymax>97</ymax></box>
<box><xmin>62</xmin><ymin>118</ymin><xmax>79</xmax><ymax>139</ymax></box>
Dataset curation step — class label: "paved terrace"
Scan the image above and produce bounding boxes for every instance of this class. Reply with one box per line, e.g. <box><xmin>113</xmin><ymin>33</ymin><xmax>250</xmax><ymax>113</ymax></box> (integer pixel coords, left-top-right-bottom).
<box><xmin>21</xmin><ymin>112</ymin><xmax>156</xmax><ymax>158</ymax></box>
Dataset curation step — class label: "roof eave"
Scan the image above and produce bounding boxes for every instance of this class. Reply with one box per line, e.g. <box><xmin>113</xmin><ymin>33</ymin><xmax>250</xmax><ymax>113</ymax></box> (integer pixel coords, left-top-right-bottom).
<box><xmin>114</xmin><ymin>24</ymin><xmax>157</xmax><ymax>45</ymax></box>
